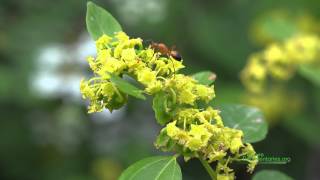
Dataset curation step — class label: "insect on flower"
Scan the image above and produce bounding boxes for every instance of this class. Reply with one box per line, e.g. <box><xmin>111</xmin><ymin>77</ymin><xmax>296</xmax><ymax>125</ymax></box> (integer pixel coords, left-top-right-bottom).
<box><xmin>150</xmin><ymin>42</ymin><xmax>182</xmax><ymax>61</ymax></box>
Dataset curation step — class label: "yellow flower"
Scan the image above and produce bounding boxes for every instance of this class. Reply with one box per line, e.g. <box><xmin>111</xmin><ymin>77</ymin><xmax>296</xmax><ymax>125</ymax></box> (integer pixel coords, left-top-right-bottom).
<box><xmin>96</xmin><ymin>34</ymin><xmax>112</xmax><ymax>51</ymax></box>
<box><xmin>80</xmin><ymin>79</ymin><xmax>95</xmax><ymax>99</ymax></box>
<box><xmin>242</xmin><ymin>144</ymin><xmax>258</xmax><ymax>173</ymax></box>
<box><xmin>87</xmin><ymin>56</ymin><xmax>98</xmax><ymax>72</ymax></box>
<box><xmin>121</xmin><ymin>48</ymin><xmax>139</xmax><ymax>69</ymax></box>
<box><xmin>121</xmin><ymin>48</ymin><xmax>136</xmax><ymax>62</ymax></box>
<box><xmin>177</xmin><ymin>89</ymin><xmax>195</xmax><ymax>105</ymax></box>
<box><xmin>186</xmin><ymin>124</ymin><xmax>212</xmax><ymax>151</ymax></box>
<box><xmin>93</xmin><ymin>49</ymin><xmax>113</xmax><ymax>75</ymax></box>
<box><xmin>101</xmin><ymin>82</ymin><xmax>115</xmax><ymax>98</ymax></box>
<box><xmin>115</xmin><ymin>31</ymin><xmax>129</xmax><ymax>42</ymax></box>
<box><xmin>137</xmin><ymin>68</ymin><xmax>157</xmax><ymax>85</ymax></box>
<box><xmin>242</xmin><ymin>33</ymin><xmax>320</xmax><ymax>94</ymax></box>
<box><xmin>166</xmin><ymin>58</ymin><xmax>185</xmax><ymax>73</ymax></box>
<box><xmin>195</xmin><ymin>107</ymin><xmax>223</xmax><ymax>126</ymax></box>
<box><xmin>145</xmin><ymin>80</ymin><xmax>163</xmax><ymax>94</ymax></box>
<box><xmin>264</xmin><ymin>44</ymin><xmax>286</xmax><ymax>63</ymax></box>
<box><xmin>166</xmin><ymin>121</ymin><xmax>180</xmax><ymax>137</ymax></box>
<box><xmin>154</xmin><ymin>60</ymin><xmax>168</xmax><ymax>75</ymax></box>
<box><xmin>166</xmin><ymin>121</ymin><xmax>189</xmax><ymax>145</ymax></box>
<box><xmin>285</xmin><ymin>35</ymin><xmax>319</xmax><ymax>64</ymax></box>
<box><xmin>143</xmin><ymin>48</ymin><xmax>156</xmax><ymax>62</ymax></box>
<box><xmin>247</xmin><ymin>56</ymin><xmax>267</xmax><ymax>80</ymax></box>
<box><xmin>168</xmin><ymin>74</ymin><xmax>196</xmax><ymax>90</ymax></box>
<box><xmin>176</xmin><ymin>108</ymin><xmax>199</xmax><ymax>124</ymax></box>
<box><xmin>240</xmin><ymin>54</ymin><xmax>267</xmax><ymax>93</ymax></box>
<box><xmin>194</xmin><ymin>84</ymin><xmax>215</xmax><ymax>102</ymax></box>
<box><xmin>128</xmin><ymin>38</ymin><xmax>143</xmax><ymax>48</ymax></box>
<box><xmin>103</xmin><ymin>57</ymin><xmax>126</xmax><ymax>74</ymax></box>
<box><xmin>263</xmin><ymin>44</ymin><xmax>293</xmax><ymax>79</ymax></box>
<box><xmin>88</xmin><ymin>100</ymin><xmax>104</xmax><ymax>113</ymax></box>
<box><xmin>229</xmin><ymin>130</ymin><xmax>244</xmax><ymax>153</ymax></box>
<box><xmin>207</xmin><ymin>149</ymin><xmax>226</xmax><ymax>162</ymax></box>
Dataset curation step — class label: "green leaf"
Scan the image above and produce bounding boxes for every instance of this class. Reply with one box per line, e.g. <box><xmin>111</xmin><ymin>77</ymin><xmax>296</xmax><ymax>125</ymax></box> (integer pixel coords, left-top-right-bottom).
<box><xmin>218</xmin><ymin>104</ymin><xmax>268</xmax><ymax>143</ymax></box>
<box><xmin>119</xmin><ymin>156</ymin><xmax>182</xmax><ymax>180</ymax></box>
<box><xmin>298</xmin><ymin>65</ymin><xmax>320</xmax><ymax>87</ymax></box>
<box><xmin>258</xmin><ymin>16</ymin><xmax>298</xmax><ymax>41</ymax></box>
<box><xmin>192</xmin><ymin>71</ymin><xmax>216</xmax><ymax>85</ymax></box>
<box><xmin>86</xmin><ymin>1</ymin><xmax>122</xmax><ymax>40</ymax></box>
<box><xmin>253</xmin><ymin>170</ymin><xmax>293</xmax><ymax>180</ymax></box>
<box><xmin>109</xmin><ymin>74</ymin><xmax>146</xmax><ymax>100</ymax></box>
<box><xmin>153</xmin><ymin>91</ymin><xmax>171</xmax><ymax>125</ymax></box>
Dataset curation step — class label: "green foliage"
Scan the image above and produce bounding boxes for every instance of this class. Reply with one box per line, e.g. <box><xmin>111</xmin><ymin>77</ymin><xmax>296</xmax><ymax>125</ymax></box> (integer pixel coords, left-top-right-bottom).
<box><xmin>218</xmin><ymin>104</ymin><xmax>268</xmax><ymax>143</ymax></box>
<box><xmin>152</xmin><ymin>91</ymin><xmax>172</xmax><ymax>125</ymax></box>
<box><xmin>109</xmin><ymin>74</ymin><xmax>146</xmax><ymax>100</ymax></box>
<box><xmin>299</xmin><ymin>65</ymin><xmax>320</xmax><ymax>87</ymax></box>
<box><xmin>283</xmin><ymin>115</ymin><xmax>320</xmax><ymax>145</ymax></box>
<box><xmin>192</xmin><ymin>71</ymin><xmax>216</xmax><ymax>85</ymax></box>
<box><xmin>86</xmin><ymin>2</ymin><xmax>122</xmax><ymax>40</ymax></box>
<box><xmin>257</xmin><ymin>15</ymin><xmax>297</xmax><ymax>41</ymax></box>
<box><xmin>119</xmin><ymin>156</ymin><xmax>182</xmax><ymax>180</ymax></box>
<box><xmin>253</xmin><ymin>170</ymin><xmax>293</xmax><ymax>180</ymax></box>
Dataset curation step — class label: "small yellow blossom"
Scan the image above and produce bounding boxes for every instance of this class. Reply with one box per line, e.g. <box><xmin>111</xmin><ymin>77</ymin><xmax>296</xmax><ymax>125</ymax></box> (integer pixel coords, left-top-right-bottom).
<box><xmin>145</xmin><ymin>80</ymin><xmax>163</xmax><ymax>94</ymax></box>
<box><xmin>186</xmin><ymin>124</ymin><xmax>212</xmax><ymax>151</ymax></box>
<box><xmin>166</xmin><ymin>121</ymin><xmax>181</xmax><ymax>137</ymax></box>
<box><xmin>264</xmin><ymin>44</ymin><xmax>286</xmax><ymax>63</ymax></box>
<box><xmin>96</xmin><ymin>34</ymin><xmax>112</xmax><ymax>51</ymax></box>
<box><xmin>229</xmin><ymin>130</ymin><xmax>244</xmax><ymax>153</ymax></box>
<box><xmin>103</xmin><ymin>57</ymin><xmax>126</xmax><ymax>74</ymax></box>
<box><xmin>88</xmin><ymin>100</ymin><xmax>104</xmax><ymax>113</ymax></box>
<box><xmin>166</xmin><ymin>58</ymin><xmax>185</xmax><ymax>73</ymax></box>
<box><xmin>177</xmin><ymin>88</ymin><xmax>196</xmax><ymax>105</ymax></box>
<box><xmin>121</xmin><ymin>48</ymin><xmax>136</xmax><ymax>62</ymax></box>
<box><xmin>176</xmin><ymin>108</ymin><xmax>199</xmax><ymax>124</ymax></box>
<box><xmin>115</xmin><ymin>31</ymin><xmax>129</xmax><ymax>42</ymax></box>
<box><xmin>80</xmin><ymin>79</ymin><xmax>95</xmax><ymax>99</ymax></box>
<box><xmin>101</xmin><ymin>82</ymin><xmax>115</xmax><ymax>98</ymax></box>
<box><xmin>137</xmin><ymin>69</ymin><xmax>157</xmax><ymax>85</ymax></box>
<box><xmin>207</xmin><ymin>149</ymin><xmax>226</xmax><ymax>162</ymax></box>
<box><xmin>285</xmin><ymin>35</ymin><xmax>319</xmax><ymax>64</ymax></box>
<box><xmin>166</xmin><ymin>121</ymin><xmax>189</xmax><ymax>145</ymax></box>
<box><xmin>194</xmin><ymin>84</ymin><xmax>215</xmax><ymax>102</ymax></box>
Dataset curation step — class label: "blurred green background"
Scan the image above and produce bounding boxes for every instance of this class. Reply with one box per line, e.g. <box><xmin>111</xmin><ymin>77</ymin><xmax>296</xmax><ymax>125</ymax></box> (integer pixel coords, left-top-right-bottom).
<box><xmin>1</xmin><ymin>0</ymin><xmax>320</xmax><ymax>179</ymax></box>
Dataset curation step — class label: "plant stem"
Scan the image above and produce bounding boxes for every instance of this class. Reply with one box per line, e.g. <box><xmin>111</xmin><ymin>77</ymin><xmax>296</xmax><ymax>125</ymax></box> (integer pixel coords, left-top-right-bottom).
<box><xmin>199</xmin><ymin>158</ymin><xmax>216</xmax><ymax>180</ymax></box>
<box><xmin>111</xmin><ymin>83</ymin><xmax>124</xmax><ymax>101</ymax></box>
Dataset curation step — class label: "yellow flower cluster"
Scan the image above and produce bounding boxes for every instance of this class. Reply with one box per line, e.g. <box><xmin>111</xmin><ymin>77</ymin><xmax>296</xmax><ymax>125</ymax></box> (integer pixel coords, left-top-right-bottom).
<box><xmin>80</xmin><ymin>32</ymin><xmax>184</xmax><ymax>112</ymax></box>
<box><xmin>241</xmin><ymin>34</ymin><xmax>320</xmax><ymax>93</ymax></box>
<box><xmin>157</xmin><ymin>107</ymin><xmax>257</xmax><ymax>173</ymax></box>
<box><xmin>80</xmin><ymin>32</ymin><xmax>258</xmax><ymax>179</ymax></box>
<box><xmin>243</xmin><ymin>87</ymin><xmax>304</xmax><ymax>124</ymax></box>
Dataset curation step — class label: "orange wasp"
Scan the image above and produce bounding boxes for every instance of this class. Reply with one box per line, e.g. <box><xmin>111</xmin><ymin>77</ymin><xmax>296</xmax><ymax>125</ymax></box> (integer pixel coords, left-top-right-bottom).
<box><xmin>150</xmin><ymin>42</ymin><xmax>182</xmax><ymax>61</ymax></box>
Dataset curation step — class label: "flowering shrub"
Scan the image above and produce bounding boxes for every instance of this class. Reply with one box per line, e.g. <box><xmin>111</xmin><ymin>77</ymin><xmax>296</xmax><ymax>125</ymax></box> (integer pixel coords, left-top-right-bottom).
<box><xmin>81</xmin><ymin>2</ymin><xmax>272</xmax><ymax>180</ymax></box>
<box><xmin>81</xmin><ymin>30</ymin><xmax>260</xmax><ymax>179</ymax></box>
